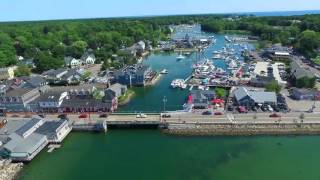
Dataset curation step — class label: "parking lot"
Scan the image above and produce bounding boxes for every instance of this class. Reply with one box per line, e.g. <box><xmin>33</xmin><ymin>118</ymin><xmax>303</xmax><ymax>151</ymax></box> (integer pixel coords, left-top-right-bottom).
<box><xmin>281</xmin><ymin>89</ymin><xmax>319</xmax><ymax>112</ymax></box>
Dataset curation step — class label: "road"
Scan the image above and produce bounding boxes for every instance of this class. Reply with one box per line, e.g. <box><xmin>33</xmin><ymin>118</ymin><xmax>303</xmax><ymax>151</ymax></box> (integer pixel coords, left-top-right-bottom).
<box><xmin>4</xmin><ymin>112</ymin><xmax>320</xmax><ymax>125</ymax></box>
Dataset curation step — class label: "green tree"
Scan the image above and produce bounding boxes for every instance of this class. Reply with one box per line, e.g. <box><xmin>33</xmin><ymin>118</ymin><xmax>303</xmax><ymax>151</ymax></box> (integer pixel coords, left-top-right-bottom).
<box><xmin>215</xmin><ymin>88</ymin><xmax>227</xmax><ymax>98</ymax></box>
<box><xmin>265</xmin><ymin>80</ymin><xmax>282</xmax><ymax>94</ymax></box>
<box><xmin>14</xmin><ymin>65</ymin><xmax>31</xmax><ymax>77</ymax></box>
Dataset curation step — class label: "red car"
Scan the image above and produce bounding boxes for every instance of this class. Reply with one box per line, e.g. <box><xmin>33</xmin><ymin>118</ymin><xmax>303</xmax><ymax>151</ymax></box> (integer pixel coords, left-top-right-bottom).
<box><xmin>214</xmin><ymin>112</ymin><xmax>223</xmax><ymax>116</ymax></box>
<box><xmin>79</xmin><ymin>114</ymin><xmax>88</xmax><ymax>118</ymax></box>
<box><xmin>269</xmin><ymin>113</ymin><xmax>281</xmax><ymax>118</ymax></box>
<box><xmin>238</xmin><ymin>106</ymin><xmax>248</xmax><ymax>113</ymax></box>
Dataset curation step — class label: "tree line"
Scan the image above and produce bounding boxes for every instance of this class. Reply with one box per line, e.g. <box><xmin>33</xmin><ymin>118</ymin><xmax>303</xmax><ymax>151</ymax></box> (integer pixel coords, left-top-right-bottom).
<box><xmin>0</xmin><ymin>14</ymin><xmax>319</xmax><ymax>73</ymax></box>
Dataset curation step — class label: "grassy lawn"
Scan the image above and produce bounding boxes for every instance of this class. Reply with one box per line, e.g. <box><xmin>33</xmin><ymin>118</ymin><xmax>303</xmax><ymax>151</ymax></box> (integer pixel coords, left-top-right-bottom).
<box><xmin>118</xmin><ymin>89</ymin><xmax>135</xmax><ymax>105</ymax></box>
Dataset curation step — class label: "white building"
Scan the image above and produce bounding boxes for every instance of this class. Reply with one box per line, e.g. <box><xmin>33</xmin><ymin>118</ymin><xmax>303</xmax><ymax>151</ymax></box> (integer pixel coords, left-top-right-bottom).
<box><xmin>64</xmin><ymin>57</ymin><xmax>82</xmax><ymax>68</ymax></box>
<box><xmin>81</xmin><ymin>53</ymin><xmax>96</xmax><ymax>65</ymax></box>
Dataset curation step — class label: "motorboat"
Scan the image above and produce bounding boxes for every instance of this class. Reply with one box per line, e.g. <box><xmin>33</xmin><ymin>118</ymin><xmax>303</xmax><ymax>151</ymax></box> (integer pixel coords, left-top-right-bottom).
<box><xmin>176</xmin><ymin>54</ymin><xmax>186</xmax><ymax>60</ymax></box>
<box><xmin>160</xmin><ymin>69</ymin><xmax>168</xmax><ymax>74</ymax></box>
<box><xmin>171</xmin><ymin>79</ymin><xmax>187</xmax><ymax>89</ymax></box>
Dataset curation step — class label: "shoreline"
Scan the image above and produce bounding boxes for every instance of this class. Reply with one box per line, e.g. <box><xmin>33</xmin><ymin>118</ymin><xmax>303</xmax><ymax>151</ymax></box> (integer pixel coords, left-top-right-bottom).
<box><xmin>0</xmin><ymin>161</ymin><xmax>23</xmax><ymax>180</ymax></box>
<box><xmin>118</xmin><ymin>90</ymin><xmax>135</xmax><ymax>106</ymax></box>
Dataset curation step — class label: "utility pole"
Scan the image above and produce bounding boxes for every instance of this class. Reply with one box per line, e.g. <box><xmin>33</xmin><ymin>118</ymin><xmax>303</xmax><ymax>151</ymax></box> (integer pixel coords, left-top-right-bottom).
<box><xmin>163</xmin><ymin>96</ymin><xmax>167</xmax><ymax>113</ymax></box>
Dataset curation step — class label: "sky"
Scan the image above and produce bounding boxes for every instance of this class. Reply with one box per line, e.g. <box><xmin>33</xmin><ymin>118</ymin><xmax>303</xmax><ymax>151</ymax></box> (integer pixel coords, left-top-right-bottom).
<box><xmin>1</xmin><ymin>0</ymin><xmax>320</xmax><ymax>22</ymax></box>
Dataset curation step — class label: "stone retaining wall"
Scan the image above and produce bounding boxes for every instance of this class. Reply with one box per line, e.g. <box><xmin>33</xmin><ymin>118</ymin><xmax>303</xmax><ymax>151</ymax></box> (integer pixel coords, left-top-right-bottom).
<box><xmin>163</xmin><ymin>123</ymin><xmax>320</xmax><ymax>136</ymax></box>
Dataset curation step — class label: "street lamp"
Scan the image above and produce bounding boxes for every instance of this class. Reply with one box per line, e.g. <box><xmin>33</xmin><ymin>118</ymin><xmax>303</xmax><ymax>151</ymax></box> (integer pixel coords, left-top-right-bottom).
<box><xmin>163</xmin><ymin>96</ymin><xmax>167</xmax><ymax>113</ymax></box>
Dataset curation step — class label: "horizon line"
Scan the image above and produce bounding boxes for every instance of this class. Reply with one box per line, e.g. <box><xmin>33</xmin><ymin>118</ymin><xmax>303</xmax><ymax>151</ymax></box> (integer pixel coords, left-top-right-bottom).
<box><xmin>0</xmin><ymin>9</ymin><xmax>320</xmax><ymax>23</ymax></box>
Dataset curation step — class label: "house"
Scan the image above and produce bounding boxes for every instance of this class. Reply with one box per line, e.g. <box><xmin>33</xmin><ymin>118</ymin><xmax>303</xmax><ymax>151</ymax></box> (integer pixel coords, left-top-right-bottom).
<box><xmin>2</xmin><ymin>118</ymin><xmax>71</xmax><ymax>162</ymax></box>
<box><xmin>61</xmin><ymin>69</ymin><xmax>82</xmax><ymax>84</ymax></box>
<box><xmin>234</xmin><ymin>87</ymin><xmax>277</xmax><ymax>107</ymax></box>
<box><xmin>0</xmin><ymin>67</ymin><xmax>16</xmax><ymax>81</ymax></box>
<box><xmin>114</xmin><ymin>64</ymin><xmax>152</xmax><ymax>86</ymax></box>
<box><xmin>0</xmin><ymin>88</ymin><xmax>40</xmax><ymax>112</ymax></box>
<box><xmin>290</xmin><ymin>88</ymin><xmax>320</xmax><ymax>101</ymax></box>
<box><xmin>19</xmin><ymin>76</ymin><xmax>49</xmax><ymax>92</ymax></box>
<box><xmin>64</xmin><ymin>57</ymin><xmax>81</xmax><ymax>68</ymax></box>
<box><xmin>42</xmin><ymin>68</ymin><xmax>68</xmax><ymax>83</ymax></box>
<box><xmin>188</xmin><ymin>90</ymin><xmax>216</xmax><ymax>109</ymax></box>
<box><xmin>81</xmin><ymin>52</ymin><xmax>96</xmax><ymax>65</ymax></box>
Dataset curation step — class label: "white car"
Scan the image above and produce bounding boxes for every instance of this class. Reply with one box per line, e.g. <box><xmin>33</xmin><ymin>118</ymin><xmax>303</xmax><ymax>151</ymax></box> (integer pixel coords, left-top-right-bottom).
<box><xmin>267</xmin><ymin>105</ymin><xmax>274</xmax><ymax>112</ymax></box>
<box><xmin>136</xmin><ymin>113</ymin><xmax>147</xmax><ymax>118</ymax></box>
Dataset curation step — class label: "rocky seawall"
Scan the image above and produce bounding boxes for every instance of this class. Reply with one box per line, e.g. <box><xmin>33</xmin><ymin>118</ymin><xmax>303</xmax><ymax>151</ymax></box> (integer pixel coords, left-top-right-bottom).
<box><xmin>0</xmin><ymin>160</ymin><xmax>23</xmax><ymax>180</ymax></box>
<box><xmin>162</xmin><ymin>123</ymin><xmax>320</xmax><ymax>136</ymax></box>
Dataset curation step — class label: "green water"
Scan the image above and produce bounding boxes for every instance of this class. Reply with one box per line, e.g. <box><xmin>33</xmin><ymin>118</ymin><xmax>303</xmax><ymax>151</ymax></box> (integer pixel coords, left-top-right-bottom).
<box><xmin>20</xmin><ymin>131</ymin><xmax>320</xmax><ymax>180</ymax></box>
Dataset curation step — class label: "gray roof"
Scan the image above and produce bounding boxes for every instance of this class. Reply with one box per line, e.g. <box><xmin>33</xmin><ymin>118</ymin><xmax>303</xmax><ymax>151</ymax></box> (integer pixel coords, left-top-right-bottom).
<box><xmin>35</xmin><ymin>120</ymin><xmax>67</xmax><ymax>139</ymax></box>
<box><xmin>4</xmin><ymin>133</ymin><xmax>47</xmax><ymax>154</ymax></box>
<box><xmin>234</xmin><ymin>87</ymin><xmax>277</xmax><ymax>103</ymax></box>
<box><xmin>291</xmin><ymin>61</ymin><xmax>315</xmax><ymax>79</ymax></box>
<box><xmin>3</xmin><ymin>88</ymin><xmax>34</xmax><ymax>97</ymax></box>
<box><xmin>24</xmin><ymin>76</ymin><xmax>46</xmax><ymax>88</ymax></box>
<box><xmin>15</xmin><ymin>118</ymin><xmax>42</xmax><ymax>137</ymax></box>
<box><xmin>37</xmin><ymin>92</ymin><xmax>63</xmax><ymax>102</ymax></box>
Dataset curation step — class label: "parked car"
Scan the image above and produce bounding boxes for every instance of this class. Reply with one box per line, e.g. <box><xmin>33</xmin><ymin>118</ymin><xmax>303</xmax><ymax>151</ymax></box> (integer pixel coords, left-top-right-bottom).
<box><xmin>79</xmin><ymin>114</ymin><xmax>88</xmax><ymax>118</ymax></box>
<box><xmin>11</xmin><ymin>114</ymin><xmax>20</xmax><ymax>117</ymax></box>
<box><xmin>238</xmin><ymin>106</ymin><xmax>248</xmax><ymax>113</ymax></box>
<box><xmin>99</xmin><ymin>114</ymin><xmax>108</xmax><ymax>118</ymax></box>
<box><xmin>267</xmin><ymin>105</ymin><xmax>274</xmax><ymax>112</ymax></box>
<box><xmin>202</xmin><ymin>111</ymin><xmax>212</xmax><ymax>115</ymax></box>
<box><xmin>214</xmin><ymin>112</ymin><xmax>223</xmax><ymax>116</ymax></box>
<box><xmin>162</xmin><ymin>114</ymin><xmax>171</xmax><ymax>118</ymax></box>
<box><xmin>269</xmin><ymin>113</ymin><xmax>281</xmax><ymax>118</ymax></box>
<box><xmin>136</xmin><ymin>113</ymin><xmax>147</xmax><ymax>118</ymax></box>
<box><xmin>58</xmin><ymin>114</ymin><xmax>68</xmax><ymax>119</ymax></box>
<box><xmin>38</xmin><ymin>114</ymin><xmax>46</xmax><ymax>118</ymax></box>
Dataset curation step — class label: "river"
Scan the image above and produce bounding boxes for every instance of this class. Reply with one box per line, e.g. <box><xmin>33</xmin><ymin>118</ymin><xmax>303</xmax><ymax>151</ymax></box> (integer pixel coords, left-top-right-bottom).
<box><xmin>18</xmin><ymin>34</ymin><xmax>320</xmax><ymax>180</ymax></box>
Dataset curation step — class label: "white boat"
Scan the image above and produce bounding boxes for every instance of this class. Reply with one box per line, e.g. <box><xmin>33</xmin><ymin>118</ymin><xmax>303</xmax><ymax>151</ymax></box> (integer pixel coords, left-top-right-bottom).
<box><xmin>176</xmin><ymin>54</ymin><xmax>185</xmax><ymax>60</ymax></box>
<box><xmin>160</xmin><ymin>69</ymin><xmax>168</xmax><ymax>74</ymax></box>
<box><xmin>171</xmin><ymin>79</ymin><xmax>186</xmax><ymax>89</ymax></box>
<box><xmin>198</xmin><ymin>85</ymin><xmax>205</xmax><ymax>90</ymax></box>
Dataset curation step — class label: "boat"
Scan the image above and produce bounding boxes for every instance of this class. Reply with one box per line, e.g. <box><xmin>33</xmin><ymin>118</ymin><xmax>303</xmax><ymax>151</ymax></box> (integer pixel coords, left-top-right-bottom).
<box><xmin>160</xmin><ymin>69</ymin><xmax>168</xmax><ymax>74</ymax></box>
<box><xmin>198</xmin><ymin>85</ymin><xmax>205</xmax><ymax>90</ymax></box>
<box><xmin>171</xmin><ymin>79</ymin><xmax>187</xmax><ymax>89</ymax></box>
<box><xmin>176</xmin><ymin>54</ymin><xmax>186</xmax><ymax>60</ymax></box>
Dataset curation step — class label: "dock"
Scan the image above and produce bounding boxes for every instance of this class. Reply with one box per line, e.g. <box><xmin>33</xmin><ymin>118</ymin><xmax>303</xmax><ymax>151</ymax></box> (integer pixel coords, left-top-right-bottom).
<box><xmin>47</xmin><ymin>144</ymin><xmax>61</xmax><ymax>153</ymax></box>
<box><xmin>72</xmin><ymin>120</ymin><xmax>107</xmax><ymax>132</ymax></box>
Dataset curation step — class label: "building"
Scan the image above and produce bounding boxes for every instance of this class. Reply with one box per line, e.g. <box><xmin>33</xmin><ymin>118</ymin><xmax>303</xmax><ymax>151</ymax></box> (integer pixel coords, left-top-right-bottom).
<box><xmin>35</xmin><ymin>120</ymin><xmax>71</xmax><ymax>143</ymax></box>
<box><xmin>64</xmin><ymin>57</ymin><xmax>81</xmax><ymax>68</ymax></box>
<box><xmin>37</xmin><ymin>92</ymin><xmax>68</xmax><ymax>113</ymax></box>
<box><xmin>114</xmin><ymin>64</ymin><xmax>153</xmax><ymax>86</ymax></box>
<box><xmin>290</xmin><ymin>61</ymin><xmax>316</xmax><ymax>80</ymax></box>
<box><xmin>42</xmin><ymin>69</ymin><xmax>68</xmax><ymax>84</ymax></box>
<box><xmin>3</xmin><ymin>118</ymin><xmax>48</xmax><ymax>162</ymax></box>
<box><xmin>107</xmin><ymin>83</ymin><xmax>127</xmax><ymax>98</ymax></box>
<box><xmin>81</xmin><ymin>52</ymin><xmax>96</xmax><ymax>65</ymax></box>
<box><xmin>234</xmin><ymin>87</ymin><xmax>277</xmax><ymax>107</ymax></box>
<box><xmin>188</xmin><ymin>90</ymin><xmax>216</xmax><ymax>109</ymax></box>
<box><xmin>2</xmin><ymin>118</ymin><xmax>71</xmax><ymax>162</ymax></box>
<box><xmin>290</xmin><ymin>88</ymin><xmax>320</xmax><ymax>101</ymax></box>
<box><xmin>0</xmin><ymin>88</ymin><xmax>40</xmax><ymax>112</ymax></box>
<box><xmin>250</xmin><ymin>75</ymin><xmax>277</xmax><ymax>87</ymax></box>
<box><xmin>0</xmin><ymin>67</ymin><xmax>16</xmax><ymax>81</ymax></box>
